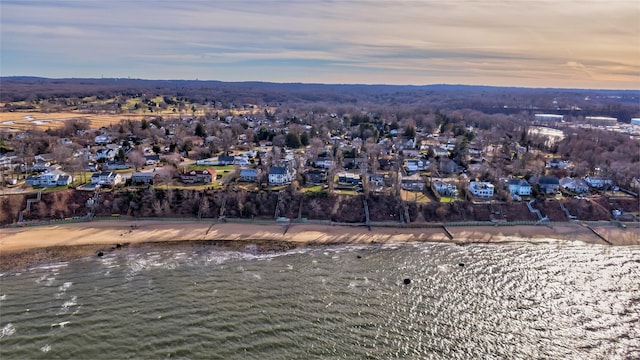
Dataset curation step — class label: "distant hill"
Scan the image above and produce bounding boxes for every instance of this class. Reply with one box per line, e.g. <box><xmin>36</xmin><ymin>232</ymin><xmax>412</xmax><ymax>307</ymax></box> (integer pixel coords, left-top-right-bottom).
<box><xmin>1</xmin><ymin>77</ymin><xmax>638</xmax><ymax>121</ymax></box>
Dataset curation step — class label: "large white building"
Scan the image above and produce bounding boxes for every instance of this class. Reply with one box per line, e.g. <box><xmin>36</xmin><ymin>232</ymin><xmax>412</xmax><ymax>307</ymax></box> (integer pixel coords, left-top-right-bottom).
<box><xmin>469</xmin><ymin>181</ymin><xmax>495</xmax><ymax>198</ymax></box>
<box><xmin>631</xmin><ymin>118</ymin><xmax>640</xmax><ymax>126</ymax></box>
<box><xmin>534</xmin><ymin>114</ymin><xmax>564</xmax><ymax>122</ymax></box>
<box><xmin>585</xmin><ymin>116</ymin><xmax>617</xmax><ymax>125</ymax></box>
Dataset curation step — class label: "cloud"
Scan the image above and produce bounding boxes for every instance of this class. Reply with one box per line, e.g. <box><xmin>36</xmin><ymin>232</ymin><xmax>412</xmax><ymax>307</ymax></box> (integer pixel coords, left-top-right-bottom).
<box><xmin>1</xmin><ymin>0</ymin><xmax>638</xmax><ymax>88</ymax></box>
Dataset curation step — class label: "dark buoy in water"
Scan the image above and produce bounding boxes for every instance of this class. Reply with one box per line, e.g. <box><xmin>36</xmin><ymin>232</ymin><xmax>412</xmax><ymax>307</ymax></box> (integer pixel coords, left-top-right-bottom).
<box><xmin>403</xmin><ymin>278</ymin><xmax>411</xmax><ymax>285</ymax></box>
<box><xmin>357</xmin><ymin>255</ymin><xmax>362</xmax><ymax>259</ymax></box>
<box><xmin>97</xmin><ymin>252</ymin><xmax>104</xmax><ymax>257</ymax></box>
<box><xmin>458</xmin><ymin>263</ymin><xmax>465</xmax><ymax>267</ymax></box>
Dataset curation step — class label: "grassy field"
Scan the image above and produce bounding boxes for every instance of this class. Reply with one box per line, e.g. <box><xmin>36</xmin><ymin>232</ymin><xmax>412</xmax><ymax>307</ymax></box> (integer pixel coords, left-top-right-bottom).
<box><xmin>401</xmin><ymin>189</ymin><xmax>432</xmax><ymax>203</ymax></box>
<box><xmin>0</xmin><ymin>111</ymin><xmax>151</xmax><ymax>131</ymax></box>
<box><xmin>300</xmin><ymin>185</ymin><xmax>324</xmax><ymax>193</ymax></box>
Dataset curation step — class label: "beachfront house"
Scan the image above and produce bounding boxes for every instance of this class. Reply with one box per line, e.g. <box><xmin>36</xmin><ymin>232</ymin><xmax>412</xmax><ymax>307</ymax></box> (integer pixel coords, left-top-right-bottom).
<box><xmin>239</xmin><ymin>168</ymin><xmax>259</xmax><ymax>182</ymax></box>
<box><xmin>433</xmin><ymin>179</ymin><xmax>458</xmax><ymax>197</ymax></box>
<box><xmin>508</xmin><ymin>178</ymin><xmax>532</xmax><ymax>196</ymax></box>
<box><xmin>268</xmin><ymin>166</ymin><xmax>293</xmax><ymax>185</ymax></box>
<box><xmin>91</xmin><ymin>171</ymin><xmax>123</xmax><ymax>186</ymax></box>
<box><xmin>537</xmin><ymin>176</ymin><xmax>560</xmax><ymax>194</ymax></box>
<box><xmin>368</xmin><ymin>173</ymin><xmax>386</xmax><ymax>187</ymax></box>
<box><xmin>584</xmin><ymin>176</ymin><xmax>613</xmax><ymax>189</ymax></box>
<box><xmin>337</xmin><ymin>172</ymin><xmax>361</xmax><ymax>186</ymax></box>
<box><xmin>181</xmin><ymin>169</ymin><xmax>216</xmax><ymax>184</ymax></box>
<box><xmin>25</xmin><ymin>169</ymin><xmax>73</xmax><ymax>187</ymax></box>
<box><xmin>131</xmin><ymin>172</ymin><xmax>158</xmax><ymax>185</ymax></box>
<box><xmin>305</xmin><ymin>169</ymin><xmax>327</xmax><ymax>185</ymax></box>
<box><xmin>560</xmin><ymin>177</ymin><xmax>590</xmax><ymax>193</ymax></box>
<box><xmin>469</xmin><ymin>181</ymin><xmax>494</xmax><ymax>198</ymax></box>
<box><xmin>401</xmin><ymin>173</ymin><xmax>425</xmax><ymax>191</ymax></box>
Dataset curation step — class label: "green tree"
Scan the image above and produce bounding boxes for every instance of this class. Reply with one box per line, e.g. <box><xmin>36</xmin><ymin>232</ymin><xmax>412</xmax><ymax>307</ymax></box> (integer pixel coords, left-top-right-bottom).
<box><xmin>115</xmin><ymin>148</ymin><xmax>127</xmax><ymax>162</ymax></box>
<box><xmin>300</xmin><ymin>132</ymin><xmax>310</xmax><ymax>146</ymax></box>
<box><xmin>403</xmin><ymin>125</ymin><xmax>416</xmax><ymax>139</ymax></box>
<box><xmin>195</xmin><ymin>122</ymin><xmax>207</xmax><ymax>138</ymax></box>
<box><xmin>285</xmin><ymin>132</ymin><xmax>302</xmax><ymax>148</ymax></box>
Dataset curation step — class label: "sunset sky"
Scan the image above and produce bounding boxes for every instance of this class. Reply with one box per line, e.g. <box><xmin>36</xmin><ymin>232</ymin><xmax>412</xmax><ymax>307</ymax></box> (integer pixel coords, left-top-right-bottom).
<box><xmin>1</xmin><ymin>0</ymin><xmax>639</xmax><ymax>89</ymax></box>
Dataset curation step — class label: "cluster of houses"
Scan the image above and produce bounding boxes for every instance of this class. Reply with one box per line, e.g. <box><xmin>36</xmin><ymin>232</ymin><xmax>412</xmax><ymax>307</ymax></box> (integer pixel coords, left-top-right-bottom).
<box><xmin>1</xmin><ymin>110</ymin><xmax>620</xmax><ymax>204</ymax></box>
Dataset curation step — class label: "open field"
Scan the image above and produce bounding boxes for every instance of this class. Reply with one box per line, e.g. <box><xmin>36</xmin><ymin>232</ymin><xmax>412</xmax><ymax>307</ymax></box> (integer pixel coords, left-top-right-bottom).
<box><xmin>0</xmin><ymin>111</ymin><xmax>150</xmax><ymax>131</ymax></box>
<box><xmin>401</xmin><ymin>189</ymin><xmax>432</xmax><ymax>203</ymax></box>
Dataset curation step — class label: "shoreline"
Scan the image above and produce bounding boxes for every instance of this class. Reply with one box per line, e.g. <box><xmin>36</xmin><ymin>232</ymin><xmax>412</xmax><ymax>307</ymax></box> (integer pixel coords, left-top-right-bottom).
<box><xmin>1</xmin><ymin>220</ymin><xmax>638</xmax><ymax>272</ymax></box>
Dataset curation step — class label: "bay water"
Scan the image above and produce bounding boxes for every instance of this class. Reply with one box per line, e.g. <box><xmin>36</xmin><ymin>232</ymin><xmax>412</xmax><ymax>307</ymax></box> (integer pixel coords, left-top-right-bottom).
<box><xmin>1</xmin><ymin>241</ymin><xmax>639</xmax><ymax>359</ymax></box>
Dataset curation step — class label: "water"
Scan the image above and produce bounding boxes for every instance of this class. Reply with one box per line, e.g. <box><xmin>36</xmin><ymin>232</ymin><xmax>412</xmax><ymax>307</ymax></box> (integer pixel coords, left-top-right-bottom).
<box><xmin>1</xmin><ymin>241</ymin><xmax>639</xmax><ymax>359</ymax></box>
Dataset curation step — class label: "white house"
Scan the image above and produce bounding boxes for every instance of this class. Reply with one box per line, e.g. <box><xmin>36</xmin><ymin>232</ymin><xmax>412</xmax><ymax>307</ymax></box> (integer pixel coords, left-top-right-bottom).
<box><xmin>268</xmin><ymin>166</ymin><xmax>294</xmax><ymax>185</ymax></box>
<box><xmin>91</xmin><ymin>171</ymin><xmax>123</xmax><ymax>186</ymax></box>
<box><xmin>96</xmin><ymin>148</ymin><xmax>117</xmax><ymax>161</ymax></box>
<box><xmin>584</xmin><ymin>177</ymin><xmax>613</xmax><ymax>189</ymax></box>
<box><xmin>560</xmin><ymin>177</ymin><xmax>589</xmax><ymax>193</ymax></box>
<box><xmin>404</xmin><ymin>159</ymin><xmax>429</xmax><ymax>172</ymax></box>
<box><xmin>469</xmin><ymin>181</ymin><xmax>494</xmax><ymax>198</ymax></box>
<box><xmin>95</xmin><ymin>134</ymin><xmax>110</xmax><ymax>144</ymax></box>
<box><xmin>508</xmin><ymin>178</ymin><xmax>532</xmax><ymax>196</ymax></box>
<box><xmin>433</xmin><ymin>180</ymin><xmax>458</xmax><ymax>197</ymax></box>
<box><xmin>27</xmin><ymin>169</ymin><xmax>73</xmax><ymax>187</ymax></box>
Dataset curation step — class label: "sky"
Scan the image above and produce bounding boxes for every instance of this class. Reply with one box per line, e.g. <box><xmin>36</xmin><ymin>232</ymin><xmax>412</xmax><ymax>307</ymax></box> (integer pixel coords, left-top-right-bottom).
<box><xmin>1</xmin><ymin>0</ymin><xmax>639</xmax><ymax>89</ymax></box>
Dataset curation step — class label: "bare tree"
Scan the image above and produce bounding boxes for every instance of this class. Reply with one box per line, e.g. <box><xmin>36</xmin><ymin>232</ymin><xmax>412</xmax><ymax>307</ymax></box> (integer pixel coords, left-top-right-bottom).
<box><xmin>129</xmin><ymin>148</ymin><xmax>146</xmax><ymax>171</ymax></box>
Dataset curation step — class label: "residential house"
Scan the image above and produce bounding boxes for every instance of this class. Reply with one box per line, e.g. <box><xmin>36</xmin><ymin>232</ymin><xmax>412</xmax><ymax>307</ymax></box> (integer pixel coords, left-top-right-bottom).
<box><xmin>91</xmin><ymin>171</ymin><xmax>123</xmax><ymax>186</ymax></box>
<box><xmin>35</xmin><ymin>169</ymin><xmax>72</xmax><ymax>187</ymax></box>
<box><xmin>546</xmin><ymin>158</ymin><xmax>571</xmax><ymax>169</ymax></box>
<box><xmin>144</xmin><ymin>155</ymin><xmax>160</xmax><ymax>166</ymax></box>
<box><xmin>96</xmin><ymin>148</ymin><xmax>117</xmax><ymax>161</ymax></box>
<box><xmin>404</xmin><ymin>159</ymin><xmax>429</xmax><ymax>173</ymax></box>
<box><xmin>95</xmin><ymin>134</ymin><xmax>110</xmax><ymax>144</ymax></box>
<box><xmin>584</xmin><ymin>177</ymin><xmax>613</xmax><ymax>189</ymax></box>
<box><xmin>181</xmin><ymin>169</ymin><xmax>216</xmax><ymax>184</ymax></box>
<box><xmin>25</xmin><ymin>175</ymin><xmax>41</xmax><ymax>186</ymax></box>
<box><xmin>508</xmin><ymin>178</ymin><xmax>532</xmax><ymax>196</ymax></box>
<box><xmin>439</xmin><ymin>158</ymin><xmax>458</xmax><ymax>174</ymax></box>
<box><xmin>433</xmin><ymin>179</ymin><xmax>458</xmax><ymax>197</ymax></box>
<box><xmin>131</xmin><ymin>172</ymin><xmax>158</xmax><ymax>185</ymax></box>
<box><xmin>268</xmin><ymin>166</ymin><xmax>294</xmax><ymax>185</ymax></box>
<box><xmin>40</xmin><ymin>170</ymin><xmax>64</xmax><ymax>186</ymax></box>
<box><xmin>537</xmin><ymin>176</ymin><xmax>560</xmax><ymax>194</ymax></box>
<box><xmin>469</xmin><ymin>181</ymin><xmax>495</xmax><ymax>198</ymax></box>
<box><xmin>32</xmin><ymin>161</ymin><xmax>51</xmax><ymax>172</ymax></box>
<box><xmin>337</xmin><ymin>172</ymin><xmax>361</xmax><ymax>185</ymax></box>
<box><xmin>368</xmin><ymin>173</ymin><xmax>385</xmax><ymax>188</ymax></box>
<box><xmin>343</xmin><ymin>157</ymin><xmax>366</xmax><ymax>170</ymax></box>
<box><xmin>560</xmin><ymin>177</ymin><xmax>590</xmax><ymax>193</ymax></box>
<box><xmin>105</xmin><ymin>161</ymin><xmax>131</xmax><ymax>170</ymax></box>
<box><xmin>378</xmin><ymin>158</ymin><xmax>393</xmax><ymax>171</ymax></box>
<box><xmin>433</xmin><ymin>147</ymin><xmax>450</xmax><ymax>157</ymax></box>
<box><xmin>403</xmin><ymin>149</ymin><xmax>420</xmax><ymax>158</ymax></box>
<box><xmin>401</xmin><ymin>173</ymin><xmax>425</xmax><ymax>191</ymax></box>
<box><xmin>218</xmin><ymin>155</ymin><xmax>235</xmax><ymax>165</ymax></box>
<box><xmin>233</xmin><ymin>156</ymin><xmax>249</xmax><ymax>166</ymax></box>
<box><xmin>57</xmin><ymin>174</ymin><xmax>73</xmax><ymax>186</ymax></box>
<box><xmin>239</xmin><ymin>168</ymin><xmax>259</xmax><ymax>182</ymax></box>
<box><xmin>305</xmin><ymin>170</ymin><xmax>327</xmax><ymax>185</ymax></box>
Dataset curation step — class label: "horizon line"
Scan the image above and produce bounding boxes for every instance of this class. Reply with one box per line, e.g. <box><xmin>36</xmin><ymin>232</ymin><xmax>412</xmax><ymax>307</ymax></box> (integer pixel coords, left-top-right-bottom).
<box><xmin>1</xmin><ymin>75</ymin><xmax>639</xmax><ymax>92</ymax></box>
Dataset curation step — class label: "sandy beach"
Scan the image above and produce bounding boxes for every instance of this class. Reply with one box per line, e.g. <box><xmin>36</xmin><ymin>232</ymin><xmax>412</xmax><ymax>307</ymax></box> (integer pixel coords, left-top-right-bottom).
<box><xmin>1</xmin><ymin>220</ymin><xmax>638</xmax><ymax>271</ymax></box>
